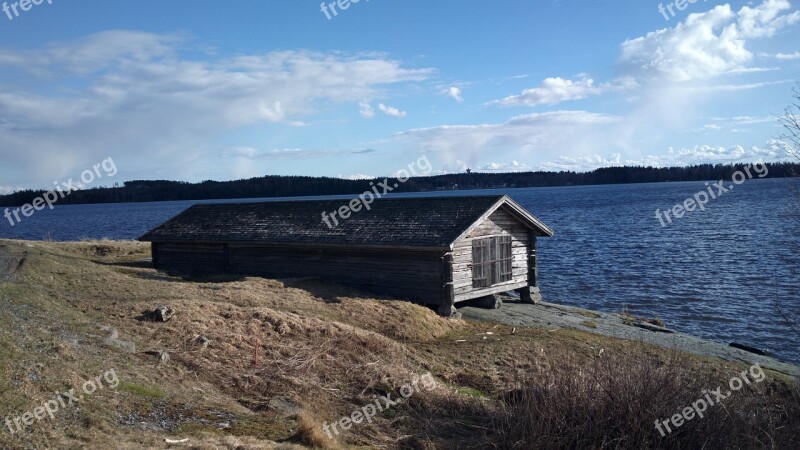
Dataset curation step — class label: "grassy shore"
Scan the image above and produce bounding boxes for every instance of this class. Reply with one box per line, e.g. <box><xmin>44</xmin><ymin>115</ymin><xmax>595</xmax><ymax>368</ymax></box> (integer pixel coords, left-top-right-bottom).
<box><xmin>0</xmin><ymin>239</ymin><xmax>797</xmax><ymax>449</ymax></box>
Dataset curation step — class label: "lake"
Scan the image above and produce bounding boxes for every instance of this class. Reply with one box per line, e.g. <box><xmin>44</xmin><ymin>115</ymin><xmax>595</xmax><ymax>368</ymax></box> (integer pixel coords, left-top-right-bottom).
<box><xmin>2</xmin><ymin>178</ymin><xmax>798</xmax><ymax>363</ymax></box>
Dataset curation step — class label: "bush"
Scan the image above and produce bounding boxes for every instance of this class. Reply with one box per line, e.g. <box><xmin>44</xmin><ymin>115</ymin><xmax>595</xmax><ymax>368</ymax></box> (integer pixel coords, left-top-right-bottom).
<box><xmin>489</xmin><ymin>350</ymin><xmax>800</xmax><ymax>450</ymax></box>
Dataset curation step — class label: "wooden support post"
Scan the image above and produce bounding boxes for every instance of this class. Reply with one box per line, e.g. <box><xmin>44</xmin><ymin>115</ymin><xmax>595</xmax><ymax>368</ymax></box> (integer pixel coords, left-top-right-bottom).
<box><xmin>518</xmin><ymin>232</ymin><xmax>542</xmax><ymax>304</ymax></box>
<box><xmin>438</xmin><ymin>251</ymin><xmax>460</xmax><ymax>318</ymax></box>
<box><xmin>530</xmin><ymin>234</ymin><xmax>538</xmax><ymax>288</ymax></box>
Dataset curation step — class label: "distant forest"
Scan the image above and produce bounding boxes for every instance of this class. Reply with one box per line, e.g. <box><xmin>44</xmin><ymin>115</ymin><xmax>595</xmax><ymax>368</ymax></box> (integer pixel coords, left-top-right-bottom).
<box><xmin>1</xmin><ymin>162</ymin><xmax>798</xmax><ymax>207</ymax></box>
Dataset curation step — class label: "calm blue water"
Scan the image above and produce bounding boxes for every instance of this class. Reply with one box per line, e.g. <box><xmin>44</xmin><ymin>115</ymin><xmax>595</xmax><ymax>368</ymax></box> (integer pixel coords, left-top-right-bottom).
<box><xmin>1</xmin><ymin>179</ymin><xmax>798</xmax><ymax>363</ymax></box>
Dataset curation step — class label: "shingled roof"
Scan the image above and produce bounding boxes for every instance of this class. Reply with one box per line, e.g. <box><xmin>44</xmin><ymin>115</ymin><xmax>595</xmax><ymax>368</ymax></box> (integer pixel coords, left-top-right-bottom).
<box><xmin>139</xmin><ymin>195</ymin><xmax>553</xmax><ymax>249</ymax></box>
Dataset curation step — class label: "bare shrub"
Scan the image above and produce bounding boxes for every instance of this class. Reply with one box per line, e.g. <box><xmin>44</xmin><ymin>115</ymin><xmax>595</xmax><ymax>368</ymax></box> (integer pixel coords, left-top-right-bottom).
<box><xmin>488</xmin><ymin>349</ymin><xmax>800</xmax><ymax>450</ymax></box>
<box><xmin>294</xmin><ymin>411</ymin><xmax>340</xmax><ymax>449</ymax></box>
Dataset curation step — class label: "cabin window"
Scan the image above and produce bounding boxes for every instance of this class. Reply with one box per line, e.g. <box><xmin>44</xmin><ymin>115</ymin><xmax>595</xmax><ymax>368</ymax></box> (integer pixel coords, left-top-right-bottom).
<box><xmin>472</xmin><ymin>235</ymin><xmax>513</xmax><ymax>288</ymax></box>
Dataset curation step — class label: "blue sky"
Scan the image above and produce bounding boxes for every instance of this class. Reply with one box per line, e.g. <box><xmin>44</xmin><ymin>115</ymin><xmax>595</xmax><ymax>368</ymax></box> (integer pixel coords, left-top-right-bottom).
<box><xmin>0</xmin><ymin>0</ymin><xmax>798</xmax><ymax>190</ymax></box>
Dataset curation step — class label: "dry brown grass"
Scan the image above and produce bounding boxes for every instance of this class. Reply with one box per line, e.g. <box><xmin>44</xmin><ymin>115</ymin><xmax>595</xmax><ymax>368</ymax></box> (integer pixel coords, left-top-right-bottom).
<box><xmin>295</xmin><ymin>411</ymin><xmax>340</xmax><ymax>449</ymax></box>
<box><xmin>0</xmin><ymin>239</ymin><xmax>797</xmax><ymax>449</ymax></box>
<box><xmin>490</xmin><ymin>350</ymin><xmax>800</xmax><ymax>449</ymax></box>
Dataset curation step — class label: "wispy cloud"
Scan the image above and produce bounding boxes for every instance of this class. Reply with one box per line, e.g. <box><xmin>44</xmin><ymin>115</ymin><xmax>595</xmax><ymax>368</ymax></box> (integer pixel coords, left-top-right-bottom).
<box><xmin>395</xmin><ymin>110</ymin><xmax>622</xmax><ymax>167</ymax></box>
<box><xmin>225</xmin><ymin>147</ymin><xmax>376</xmax><ymax>160</ymax></box>
<box><xmin>359</xmin><ymin>100</ymin><xmax>375</xmax><ymax>118</ymax></box>
<box><xmin>537</xmin><ymin>142</ymin><xmax>785</xmax><ymax>172</ymax></box>
<box><xmin>490</xmin><ymin>76</ymin><xmax>636</xmax><ymax>107</ymax></box>
<box><xmin>378</xmin><ymin>103</ymin><xmax>407</xmax><ymax>118</ymax></box>
<box><xmin>441</xmin><ymin>86</ymin><xmax>464</xmax><ymax>102</ymax></box>
<box><xmin>0</xmin><ymin>31</ymin><xmax>431</xmax><ymax>185</ymax></box>
<box><xmin>773</xmin><ymin>51</ymin><xmax>800</xmax><ymax>59</ymax></box>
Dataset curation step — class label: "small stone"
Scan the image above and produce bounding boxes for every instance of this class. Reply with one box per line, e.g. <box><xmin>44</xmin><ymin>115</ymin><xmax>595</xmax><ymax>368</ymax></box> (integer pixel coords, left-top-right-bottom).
<box><xmin>99</xmin><ymin>325</ymin><xmax>119</xmax><ymax>340</ymax></box>
<box><xmin>155</xmin><ymin>306</ymin><xmax>175</xmax><ymax>322</ymax></box>
<box><xmin>196</xmin><ymin>336</ymin><xmax>210</xmax><ymax>349</ymax></box>
<box><xmin>158</xmin><ymin>351</ymin><xmax>170</xmax><ymax>363</ymax></box>
<box><xmin>109</xmin><ymin>339</ymin><xmax>136</xmax><ymax>353</ymax></box>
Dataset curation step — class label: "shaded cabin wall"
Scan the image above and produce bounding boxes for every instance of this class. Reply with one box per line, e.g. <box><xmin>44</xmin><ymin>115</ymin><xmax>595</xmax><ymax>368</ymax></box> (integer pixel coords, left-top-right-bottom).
<box><xmin>451</xmin><ymin>207</ymin><xmax>531</xmax><ymax>303</ymax></box>
<box><xmin>152</xmin><ymin>242</ymin><xmax>445</xmax><ymax>305</ymax></box>
<box><xmin>152</xmin><ymin>242</ymin><xmax>226</xmax><ymax>273</ymax></box>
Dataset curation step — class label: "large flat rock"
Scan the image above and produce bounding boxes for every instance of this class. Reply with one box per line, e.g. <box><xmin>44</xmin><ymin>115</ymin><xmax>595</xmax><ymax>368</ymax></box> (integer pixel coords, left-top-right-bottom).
<box><xmin>459</xmin><ymin>297</ymin><xmax>800</xmax><ymax>378</ymax></box>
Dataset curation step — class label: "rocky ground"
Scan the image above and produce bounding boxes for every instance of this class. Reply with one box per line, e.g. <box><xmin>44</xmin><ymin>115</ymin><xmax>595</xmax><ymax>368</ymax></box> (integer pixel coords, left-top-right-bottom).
<box><xmin>460</xmin><ymin>296</ymin><xmax>800</xmax><ymax>378</ymax></box>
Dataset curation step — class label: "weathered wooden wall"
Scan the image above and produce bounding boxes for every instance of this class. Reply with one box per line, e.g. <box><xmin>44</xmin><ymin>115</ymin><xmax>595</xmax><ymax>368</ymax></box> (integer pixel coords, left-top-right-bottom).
<box><xmin>152</xmin><ymin>242</ymin><xmax>227</xmax><ymax>274</ymax></box>
<box><xmin>151</xmin><ymin>205</ymin><xmax>538</xmax><ymax>308</ymax></box>
<box><xmin>451</xmin><ymin>207</ymin><xmax>530</xmax><ymax>303</ymax></box>
<box><xmin>153</xmin><ymin>242</ymin><xmax>445</xmax><ymax>304</ymax></box>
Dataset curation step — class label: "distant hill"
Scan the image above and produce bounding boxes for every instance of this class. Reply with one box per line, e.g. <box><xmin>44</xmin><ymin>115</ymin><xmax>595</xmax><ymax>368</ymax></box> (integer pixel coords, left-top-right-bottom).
<box><xmin>1</xmin><ymin>162</ymin><xmax>798</xmax><ymax>207</ymax></box>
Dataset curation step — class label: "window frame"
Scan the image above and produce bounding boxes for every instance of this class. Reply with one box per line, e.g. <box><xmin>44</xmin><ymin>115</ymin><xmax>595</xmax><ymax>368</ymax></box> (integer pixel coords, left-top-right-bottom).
<box><xmin>471</xmin><ymin>235</ymin><xmax>513</xmax><ymax>288</ymax></box>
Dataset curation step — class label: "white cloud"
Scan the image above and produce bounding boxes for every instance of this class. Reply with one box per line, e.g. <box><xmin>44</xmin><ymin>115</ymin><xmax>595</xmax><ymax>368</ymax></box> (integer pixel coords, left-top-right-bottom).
<box><xmin>621</xmin><ymin>0</ymin><xmax>800</xmax><ymax>81</ymax></box>
<box><xmin>359</xmin><ymin>100</ymin><xmax>375</xmax><ymax>118</ymax></box>
<box><xmin>773</xmin><ymin>51</ymin><xmax>800</xmax><ymax>59</ymax></box>
<box><xmin>0</xmin><ymin>186</ymin><xmax>16</xmax><ymax>195</ymax></box>
<box><xmin>699</xmin><ymin>79</ymin><xmax>793</xmax><ymax>91</ymax></box>
<box><xmin>537</xmin><ymin>154</ymin><xmax>623</xmax><ymax>172</ymax></box>
<box><xmin>481</xmin><ymin>160</ymin><xmax>531</xmax><ymax>172</ymax></box>
<box><xmin>491</xmin><ymin>77</ymin><xmax>636</xmax><ymax>107</ymax></box>
<box><xmin>710</xmin><ymin>115</ymin><xmax>777</xmax><ymax>126</ymax></box>
<box><xmin>224</xmin><ymin>147</ymin><xmax>375</xmax><ymax>160</ymax></box>
<box><xmin>0</xmin><ymin>31</ymin><xmax>432</xmax><ymax>185</ymax></box>
<box><xmin>538</xmin><ymin>142</ymin><xmax>784</xmax><ymax>171</ymax></box>
<box><xmin>441</xmin><ymin>86</ymin><xmax>464</xmax><ymax>102</ymax></box>
<box><xmin>737</xmin><ymin>0</ymin><xmax>800</xmax><ymax>38</ymax></box>
<box><xmin>338</xmin><ymin>173</ymin><xmax>374</xmax><ymax>180</ymax></box>
<box><xmin>378</xmin><ymin>103</ymin><xmax>407</xmax><ymax>118</ymax></box>
<box><xmin>635</xmin><ymin>143</ymin><xmax>783</xmax><ymax>167</ymax></box>
<box><xmin>395</xmin><ymin>110</ymin><xmax>622</xmax><ymax>167</ymax></box>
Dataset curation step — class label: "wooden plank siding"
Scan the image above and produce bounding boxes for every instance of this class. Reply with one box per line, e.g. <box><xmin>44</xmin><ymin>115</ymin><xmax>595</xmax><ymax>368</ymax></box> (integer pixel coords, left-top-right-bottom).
<box><xmin>153</xmin><ymin>242</ymin><xmax>446</xmax><ymax>304</ymax></box>
<box><xmin>451</xmin><ymin>207</ymin><xmax>531</xmax><ymax>303</ymax></box>
<box><xmin>153</xmin><ymin>242</ymin><xmax>227</xmax><ymax>274</ymax></box>
<box><xmin>146</xmin><ymin>197</ymin><xmax>552</xmax><ymax>313</ymax></box>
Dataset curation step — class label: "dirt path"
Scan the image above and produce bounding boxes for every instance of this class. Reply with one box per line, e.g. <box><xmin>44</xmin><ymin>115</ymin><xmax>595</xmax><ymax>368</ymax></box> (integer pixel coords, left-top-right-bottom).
<box><xmin>0</xmin><ymin>241</ymin><xmax>24</xmax><ymax>283</ymax></box>
<box><xmin>460</xmin><ymin>297</ymin><xmax>800</xmax><ymax>378</ymax></box>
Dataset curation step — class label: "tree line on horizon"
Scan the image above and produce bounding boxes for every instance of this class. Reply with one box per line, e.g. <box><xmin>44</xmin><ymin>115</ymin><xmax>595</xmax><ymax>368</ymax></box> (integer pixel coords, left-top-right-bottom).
<box><xmin>1</xmin><ymin>162</ymin><xmax>798</xmax><ymax>207</ymax></box>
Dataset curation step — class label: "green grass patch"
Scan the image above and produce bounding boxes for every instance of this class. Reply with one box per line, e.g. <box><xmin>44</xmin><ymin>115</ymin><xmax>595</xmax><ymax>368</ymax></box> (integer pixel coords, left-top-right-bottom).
<box><xmin>118</xmin><ymin>382</ymin><xmax>165</xmax><ymax>399</ymax></box>
<box><xmin>451</xmin><ymin>384</ymin><xmax>490</xmax><ymax>398</ymax></box>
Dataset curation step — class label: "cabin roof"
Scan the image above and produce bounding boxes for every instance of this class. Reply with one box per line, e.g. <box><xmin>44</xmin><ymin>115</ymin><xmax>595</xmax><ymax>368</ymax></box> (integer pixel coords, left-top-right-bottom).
<box><xmin>139</xmin><ymin>195</ymin><xmax>554</xmax><ymax>249</ymax></box>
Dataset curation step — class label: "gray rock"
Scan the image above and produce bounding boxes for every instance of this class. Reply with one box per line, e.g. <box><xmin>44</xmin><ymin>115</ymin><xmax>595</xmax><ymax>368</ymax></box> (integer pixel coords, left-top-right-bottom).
<box><xmin>100</xmin><ymin>325</ymin><xmax>136</xmax><ymax>353</ymax></box>
<box><xmin>474</xmin><ymin>295</ymin><xmax>503</xmax><ymax>309</ymax></box>
<box><xmin>269</xmin><ymin>397</ymin><xmax>302</xmax><ymax>417</ymax></box>
<box><xmin>155</xmin><ymin>306</ymin><xmax>175</xmax><ymax>322</ymax></box>
<box><xmin>459</xmin><ymin>297</ymin><xmax>800</xmax><ymax>377</ymax></box>
<box><xmin>109</xmin><ymin>339</ymin><xmax>136</xmax><ymax>353</ymax></box>
<box><xmin>634</xmin><ymin>322</ymin><xmax>674</xmax><ymax>333</ymax></box>
<box><xmin>196</xmin><ymin>336</ymin><xmax>210</xmax><ymax>349</ymax></box>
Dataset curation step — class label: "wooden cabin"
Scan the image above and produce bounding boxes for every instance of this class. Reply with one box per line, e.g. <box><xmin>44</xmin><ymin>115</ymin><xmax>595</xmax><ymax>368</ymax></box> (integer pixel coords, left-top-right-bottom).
<box><xmin>139</xmin><ymin>195</ymin><xmax>554</xmax><ymax>316</ymax></box>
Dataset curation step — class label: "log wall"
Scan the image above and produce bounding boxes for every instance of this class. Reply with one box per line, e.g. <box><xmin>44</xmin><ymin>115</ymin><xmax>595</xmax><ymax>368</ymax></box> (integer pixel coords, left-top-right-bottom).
<box><xmin>153</xmin><ymin>242</ymin><xmax>445</xmax><ymax>305</ymax></box>
<box><xmin>151</xmin><ymin>206</ymin><xmax>537</xmax><ymax>307</ymax></box>
<box><xmin>451</xmin><ymin>207</ymin><xmax>531</xmax><ymax>303</ymax></box>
